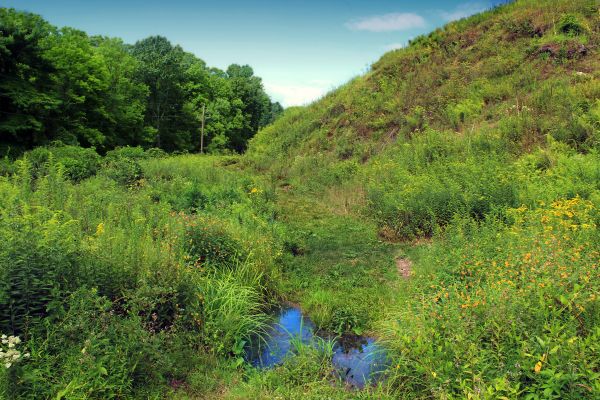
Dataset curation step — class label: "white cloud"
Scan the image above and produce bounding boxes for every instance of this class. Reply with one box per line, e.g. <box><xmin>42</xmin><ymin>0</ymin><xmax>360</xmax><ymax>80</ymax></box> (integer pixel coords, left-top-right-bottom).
<box><xmin>383</xmin><ymin>42</ymin><xmax>407</xmax><ymax>51</ymax></box>
<box><xmin>264</xmin><ymin>82</ymin><xmax>330</xmax><ymax>107</ymax></box>
<box><xmin>440</xmin><ymin>2</ymin><xmax>487</xmax><ymax>22</ymax></box>
<box><xmin>346</xmin><ymin>12</ymin><xmax>426</xmax><ymax>32</ymax></box>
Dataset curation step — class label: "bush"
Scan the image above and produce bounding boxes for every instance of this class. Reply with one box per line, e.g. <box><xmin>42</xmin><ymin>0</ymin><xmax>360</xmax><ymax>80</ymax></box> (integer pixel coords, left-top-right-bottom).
<box><xmin>446</xmin><ymin>98</ymin><xmax>484</xmax><ymax>129</ymax></box>
<box><xmin>102</xmin><ymin>146</ymin><xmax>147</xmax><ymax>185</ymax></box>
<box><xmin>0</xmin><ymin>207</ymin><xmax>81</xmax><ymax>333</ymax></box>
<box><xmin>0</xmin><ymin>156</ymin><xmax>16</xmax><ymax>177</ymax></box>
<box><xmin>365</xmin><ymin>145</ymin><xmax>517</xmax><ymax>239</ymax></box>
<box><xmin>383</xmin><ymin>198</ymin><xmax>600</xmax><ymax>398</ymax></box>
<box><xmin>183</xmin><ymin>215</ymin><xmax>246</xmax><ymax>267</ymax></box>
<box><xmin>9</xmin><ymin>289</ymin><xmax>165</xmax><ymax>400</ymax></box>
<box><xmin>558</xmin><ymin>14</ymin><xmax>587</xmax><ymax>36</ymax></box>
<box><xmin>23</xmin><ymin>145</ymin><xmax>101</xmax><ymax>181</ymax></box>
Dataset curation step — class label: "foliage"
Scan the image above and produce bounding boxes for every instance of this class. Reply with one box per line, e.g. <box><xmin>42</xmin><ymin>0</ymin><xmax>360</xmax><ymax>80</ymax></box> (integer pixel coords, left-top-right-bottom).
<box><xmin>0</xmin><ymin>152</ymin><xmax>283</xmax><ymax>398</ymax></box>
<box><xmin>198</xmin><ymin>262</ymin><xmax>267</xmax><ymax>358</ymax></box>
<box><xmin>558</xmin><ymin>13</ymin><xmax>588</xmax><ymax>36</ymax></box>
<box><xmin>101</xmin><ymin>146</ymin><xmax>148</xmax><ymax>185</ymax></box>
<box><xmin>0</xmin><ymin>9</ymin><xmax>282</xmax><ymax>154</ymax></box>
<box><xmin>183</xmin><ymin>215</ymin><xmax>246</xmax><ymax>267</ymax></box>
<box><xmin>23</xmin><ymin>144</ymin><xmax>101</xmax><ymax>181</ymax></box>
<box><xmin>237</xmin><ymin>0</ymin><xmax>600</xmax><ymax>397</ymax></box>
<box><xmin>1</xmin><ymin>0</ymin><xmax>600</xmax><ymax>398</ymax></box>
<box><xmin>382</xmin><ymin>197</ymin><xmax>600</xmax><ymax>398</ymax></box>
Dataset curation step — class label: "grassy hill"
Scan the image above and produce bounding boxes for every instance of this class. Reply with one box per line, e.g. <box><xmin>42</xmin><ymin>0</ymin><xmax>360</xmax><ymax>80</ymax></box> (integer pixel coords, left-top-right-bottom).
<box><xmin>1</xmin><ymin>0</ymin><xmax>599</xmax><ymax>399</ymax></box>
<box><xmin>249</xmin><ymin>0</ymin><xmax>598</xmax><ymax>178</ymax></box>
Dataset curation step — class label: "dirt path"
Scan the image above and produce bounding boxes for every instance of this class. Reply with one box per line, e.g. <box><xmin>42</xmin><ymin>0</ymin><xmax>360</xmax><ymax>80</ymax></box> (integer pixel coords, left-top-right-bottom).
<box><xmin>396</xmin><ymin>257</ymin><xmax>412</xmax><ymax>279</ymax></box>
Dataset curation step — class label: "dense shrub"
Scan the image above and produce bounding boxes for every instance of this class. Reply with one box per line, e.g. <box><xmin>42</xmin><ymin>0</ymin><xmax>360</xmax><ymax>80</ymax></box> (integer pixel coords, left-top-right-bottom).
<box><xmin>0</xmin><ymin>150</ymin><xmax>283</xmax><ymax>397</ymax></box>
<box><xmin>365</xmin><ymin>130</ymin><xmax>518</xmax><ymax>239</ymax></box>
<box><xmin>101</xmin><ymin>146</ymin><xmax>148</xmax><ymax>185</ymax></box>
<box><xmin>0</xmin><ymin>156</ymin><xmax>15</xmax><ymax>176</ymax></box>
<box><xmin>1</xmin><ymin>0</ymin><xmax>599</xmax><ymax>397</ymax></box>
<box><xmin>383</xmin><ymin>197</ymin><xmax>600</xmax><ymax>398</ymax></box>
<box><xmin>0</xmin><ymin>207</ymin><xmax>81</xmax><ymax>333</ymax></box>
<box><xmin>23</xmin><ymin>145</ymin><xmax>101</xmax><ymax>181</ymax></box>
<box><xmin>183</xmin><ymin>215</ymin><xmax>246</xmax><ymax>267</ymax></box>
<box><xmin>446</xmin><ymin>98</ymin><xmax>484</xmax><ymax>129</ymax></box>
<box><xmin>9</xmin><ymin>289</ymin><xmax>165</xmax><ymax>400</ymax></box>
<box><xmin>558</xmin><ymin>13</ymin><xmax>587</xmax><ymax>36</ymax></box>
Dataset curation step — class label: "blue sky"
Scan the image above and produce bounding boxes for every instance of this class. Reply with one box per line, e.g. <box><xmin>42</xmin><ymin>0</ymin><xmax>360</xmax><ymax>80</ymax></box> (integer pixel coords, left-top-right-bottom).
<box><xmin>5</xmin><ymin>0</ymin><xmax>504</xmax><ymax>106</ymax></box>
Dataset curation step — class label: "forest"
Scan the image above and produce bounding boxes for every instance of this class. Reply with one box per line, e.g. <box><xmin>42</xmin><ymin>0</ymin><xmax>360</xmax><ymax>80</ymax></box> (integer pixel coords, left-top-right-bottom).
<box><xmin>0</xmin><ymin>8</ymin><xmax>283</xmax><ymax>155</ymax></box>
<box><xmin>1</xmin><ymin>0</ymin><xmax>599</xmax><ymax>399</ymax></box>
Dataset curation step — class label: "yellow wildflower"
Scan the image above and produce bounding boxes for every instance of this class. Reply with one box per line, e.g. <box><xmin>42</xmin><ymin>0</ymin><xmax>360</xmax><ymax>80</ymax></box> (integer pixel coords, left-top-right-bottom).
<box><xmin>95</xmin><ymin>223</ymin><xmax>105</xmax><ymax>236</ymax></box>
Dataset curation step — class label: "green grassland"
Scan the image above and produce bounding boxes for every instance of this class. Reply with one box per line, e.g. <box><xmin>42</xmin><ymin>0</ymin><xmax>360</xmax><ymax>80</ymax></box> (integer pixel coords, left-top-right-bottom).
<box><xmin>1</xmin><ymin>0</ymin><xmax>600</xmax><ymax>398</ymax></box>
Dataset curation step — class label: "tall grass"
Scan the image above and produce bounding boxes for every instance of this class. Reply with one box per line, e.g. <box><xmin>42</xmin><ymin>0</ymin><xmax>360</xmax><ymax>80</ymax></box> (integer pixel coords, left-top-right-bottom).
<box><xmin>199</xmin><ymin>261</ymin><xmax>269</xmax><ymax>358</ymax></box>
<box><xmin>0</xmin><ymin>150</ymin><xmax>284</xmax><ymax>398</ymax></box>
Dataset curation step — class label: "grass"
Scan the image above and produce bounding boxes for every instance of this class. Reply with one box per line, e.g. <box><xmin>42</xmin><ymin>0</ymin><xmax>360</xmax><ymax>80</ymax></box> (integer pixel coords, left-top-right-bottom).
<box><xmin>1</xmin><ymin>0</ymin><xmax>600</xmax><ymax>398</ymax></box>
<box><xmin>274</xmin><ymin>190</ymin><xmax>401</xmax><ymax>334</ymax></box>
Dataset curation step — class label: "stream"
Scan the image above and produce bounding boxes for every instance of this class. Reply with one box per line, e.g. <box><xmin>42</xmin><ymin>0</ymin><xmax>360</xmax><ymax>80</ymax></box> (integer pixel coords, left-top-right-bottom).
<box><xmin>245</xmin><ymin>306</ymin><xmax>389</xmax><ymax>388</ymax></box>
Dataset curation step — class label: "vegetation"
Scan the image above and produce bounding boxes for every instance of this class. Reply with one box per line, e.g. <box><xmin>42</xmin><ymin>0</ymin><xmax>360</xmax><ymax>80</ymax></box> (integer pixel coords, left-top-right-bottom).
<box><xmin>1</xmin><ymin>0</ymin><xmax>599</xmax><ymax>399</ymax></box>
<box><xmin>0</xmin><ymin>9</ymin><xmax>282</xmax><ymax>154</ymax></box>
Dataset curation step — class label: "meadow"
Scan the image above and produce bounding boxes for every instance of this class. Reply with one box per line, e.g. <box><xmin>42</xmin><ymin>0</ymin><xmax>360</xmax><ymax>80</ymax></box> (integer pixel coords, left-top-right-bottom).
<box><xmin>1</xmin><ymin>0</ymin><xmax>599</xmax><ymax>398</ymax></box>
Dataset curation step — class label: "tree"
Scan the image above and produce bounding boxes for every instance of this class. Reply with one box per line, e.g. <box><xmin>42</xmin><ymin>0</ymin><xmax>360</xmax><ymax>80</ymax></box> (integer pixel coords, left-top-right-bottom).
<box><xmin>43</xmin><ymin>27</ymin><xmax>111</xmax><ymax>147</ymax></box>
<box><xmin>0</xmin><ymin>8</ymin><xmax>58</xmax><ymax>150</ymax></box>
<box><xmin>130</xmin><ymin>36</ymin><xmax>191</xmax><ymax>151</ymax></box>
<box><xmin>92</xmin><ymin>36</ymin><xmax>150</xmax><ymax>149</ymax></box>
<box><xmin>225</xmin><ymin>64</ymin><xmax>271</xmax><ymax>151</ymax></box>
<box><xmin>0</xmin><ymin>10</ymin><xmax>281</xmax><ymax>154</ymax></box>
<box><xmin>260</xmin><ymin>101</ymin><xmax>284</xmax><ymax>128</ymax></box>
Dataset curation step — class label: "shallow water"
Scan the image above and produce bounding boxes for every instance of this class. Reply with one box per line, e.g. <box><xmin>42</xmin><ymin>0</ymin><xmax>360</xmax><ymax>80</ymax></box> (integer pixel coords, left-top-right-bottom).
<box><xmin>247</xmin><ymin>307</ymin><xmax>315</xmax><ymax>367</ymax></box>
<box><xmin>246</xmin><ymin>306</ymin><xmax>388</xmax><ymax>388</ymax></box>
<box><xmin>333</xmin><ymin>336</ymin><xmax>388</xmax><ymax>387</ymax></box>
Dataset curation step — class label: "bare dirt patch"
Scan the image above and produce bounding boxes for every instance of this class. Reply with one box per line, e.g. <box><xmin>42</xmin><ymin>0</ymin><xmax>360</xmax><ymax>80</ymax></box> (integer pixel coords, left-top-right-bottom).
<box><xmin>396</xmin><ymin>257</ymin><xmax>412</xmax><ymax>279</ymax></box>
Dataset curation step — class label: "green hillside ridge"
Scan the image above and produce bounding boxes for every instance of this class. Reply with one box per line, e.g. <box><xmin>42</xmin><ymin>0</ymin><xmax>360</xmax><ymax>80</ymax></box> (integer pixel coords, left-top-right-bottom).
<box><xmin>249</xmin><ymin>0</ymin><xmax>599</xmax><ymax>196</ymax></box>
<box><xmin>1</xmin><ymin>0</ymin><xmax>599</xmax><ymax>399</ymax></box>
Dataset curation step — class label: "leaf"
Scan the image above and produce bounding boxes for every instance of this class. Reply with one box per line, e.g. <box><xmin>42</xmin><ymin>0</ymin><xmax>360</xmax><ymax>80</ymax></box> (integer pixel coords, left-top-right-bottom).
<box><xmin>536</xmin><ymin>336</ymin><xmax>545</xmax><ymax>347</ymax></box>
<box><xmin>234</xmin><ymin>357</ymin><xmax>245</xmax><ymax>368</ymax></box>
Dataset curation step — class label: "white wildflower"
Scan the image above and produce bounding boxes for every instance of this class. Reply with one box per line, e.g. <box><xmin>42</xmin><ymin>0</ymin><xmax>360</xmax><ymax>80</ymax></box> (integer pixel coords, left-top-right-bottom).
<box><xmin>0</xmin><ymin>333</ymin><xmax>27</xmax><ymax>369</ymax></box>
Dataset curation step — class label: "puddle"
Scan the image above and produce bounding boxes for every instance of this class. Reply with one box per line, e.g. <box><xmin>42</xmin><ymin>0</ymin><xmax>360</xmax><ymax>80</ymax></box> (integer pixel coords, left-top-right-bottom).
<box><xmin>246</xmin><ymin>306</ymin><xmax>388</xmax><ymax>388</ymax></box>
<box><xmin>333</xmin><ymin>336</ymin><xmax>388</xmax><ymax>387</ymax></box>
<box><xmin>247</xmin><ymin>307</ymin><xmax>315</xmax><ymax>367</ymax></box>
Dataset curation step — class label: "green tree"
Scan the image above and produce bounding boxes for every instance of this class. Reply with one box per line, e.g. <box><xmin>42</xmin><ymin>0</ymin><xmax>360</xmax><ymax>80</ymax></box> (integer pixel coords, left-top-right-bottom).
<box><xmin>0</xmin><ymin>10</ymin><xmax>280</xmax><ymax>154</ymax></box>
<box><xmin>92</xmin><ymin>36</ymin><xmax>150</xmax><ymax>149</ymax></box>
<box><xmin>131</xmin><ymin>36</ymin><xmax>192</xmax><ymax>151</ymax></box>
<box><xmin>0</xmin><ymin>8</ymin><xmax>58</xmax><ymax>150</ymax></box>
<box><xmin>226</xmin><ymin>64</ymin><xmax>271</xmax><ymax>151</ymax></box>
<box><xmin>43</xmin><ymin>27</ymin><xmax>111</xmax><ymax>147</ymax></box>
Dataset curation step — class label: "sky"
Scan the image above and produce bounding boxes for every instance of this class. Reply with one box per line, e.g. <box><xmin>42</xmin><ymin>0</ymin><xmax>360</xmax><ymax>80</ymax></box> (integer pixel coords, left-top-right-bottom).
<box><xmin>4</xmin><ymin>0</ymin><xmax>505</xmax><ymax>107</ymax></box>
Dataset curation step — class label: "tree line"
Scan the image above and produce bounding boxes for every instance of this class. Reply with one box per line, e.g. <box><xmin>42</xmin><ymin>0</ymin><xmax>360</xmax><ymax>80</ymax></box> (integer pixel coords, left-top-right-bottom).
<box><xmin>0</xmin><ymin>8</ymin><xmax>283</xmax><ymax>154</ymax></box>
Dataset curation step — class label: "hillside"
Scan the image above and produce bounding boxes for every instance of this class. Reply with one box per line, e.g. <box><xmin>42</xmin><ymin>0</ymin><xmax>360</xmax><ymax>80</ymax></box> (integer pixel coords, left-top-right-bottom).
<box><xmin>1</xmin><ymin>0</ymin><xmax>599</xmax><ymax>399</ymax></box>
<box><xmin>249</xmin><ymin>0</ymin><xmax>599</xmax><ymax>186</ymax></box>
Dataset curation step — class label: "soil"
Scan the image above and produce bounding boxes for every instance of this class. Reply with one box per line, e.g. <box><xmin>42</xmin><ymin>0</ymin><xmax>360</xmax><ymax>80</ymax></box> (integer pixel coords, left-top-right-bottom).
<box><xmin>396</xmin><ymin>257</ymin><xmax>412</xmax><ymax>279</ymax></box>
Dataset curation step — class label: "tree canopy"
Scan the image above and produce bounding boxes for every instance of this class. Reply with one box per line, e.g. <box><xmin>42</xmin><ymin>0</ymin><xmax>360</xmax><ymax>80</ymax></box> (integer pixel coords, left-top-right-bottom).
<box><xmin>0</xmin><ymin>8</ymin><xmax>283</xmax><ymax>154</ymax></box>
